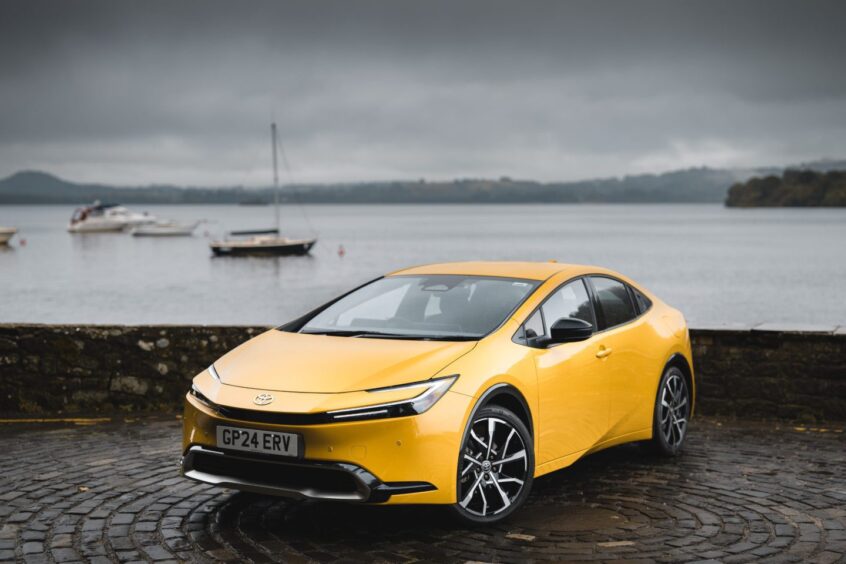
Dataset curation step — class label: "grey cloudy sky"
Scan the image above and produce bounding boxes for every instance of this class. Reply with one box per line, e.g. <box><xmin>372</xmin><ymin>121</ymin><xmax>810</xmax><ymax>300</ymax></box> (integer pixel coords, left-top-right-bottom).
<box><xmin>1</xmin><ymin>0</ymin><xmax>845</xmax><ymax>186</ymax></box>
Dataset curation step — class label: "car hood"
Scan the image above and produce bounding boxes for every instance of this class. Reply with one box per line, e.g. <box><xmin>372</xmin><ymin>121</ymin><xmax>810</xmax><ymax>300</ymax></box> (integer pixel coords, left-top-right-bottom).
<box><xmin>213</xmin><ymin>329</ymin><xmax>477</xmax><ymax>393</ymax></box>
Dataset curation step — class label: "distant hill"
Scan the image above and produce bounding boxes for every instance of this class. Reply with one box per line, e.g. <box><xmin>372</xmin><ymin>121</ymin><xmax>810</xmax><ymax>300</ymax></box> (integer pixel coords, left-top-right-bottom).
<box><xmin>1</xmin><ymin>160</ymin><xmax>845</xmax><ymax>205</ymax></box>
<box><xmin>0</xmin><ymin>171</ymin><xmax>254</xmax><ymax>205</ymax></box>
<box><xmin>726</xmin><ymin>169</ymin><xmax>846</xmax><ymax>207</ymax></box>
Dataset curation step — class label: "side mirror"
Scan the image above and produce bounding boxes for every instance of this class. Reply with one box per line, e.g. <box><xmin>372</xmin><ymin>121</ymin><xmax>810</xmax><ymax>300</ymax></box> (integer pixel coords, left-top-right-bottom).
<box><xmin>548</xmin><ymin>317</ymin><xmax>594</xmax><ymax>344</ymax></box>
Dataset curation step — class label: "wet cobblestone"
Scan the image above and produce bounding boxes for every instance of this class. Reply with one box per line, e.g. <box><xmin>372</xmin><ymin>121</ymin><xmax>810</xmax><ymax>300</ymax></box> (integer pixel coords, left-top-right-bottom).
<box><xmin>1</xmin><ymin>417</ymin><xmax>845</xmax><ymax>563</ymax></box>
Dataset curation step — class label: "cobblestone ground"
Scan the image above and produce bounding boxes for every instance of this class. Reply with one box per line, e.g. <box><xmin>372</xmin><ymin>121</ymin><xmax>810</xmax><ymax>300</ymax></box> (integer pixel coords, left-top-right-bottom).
<box><xmin>1</xmin><ymin>417</ymin><xmax>845</xmax><ymax>564</ymax></box>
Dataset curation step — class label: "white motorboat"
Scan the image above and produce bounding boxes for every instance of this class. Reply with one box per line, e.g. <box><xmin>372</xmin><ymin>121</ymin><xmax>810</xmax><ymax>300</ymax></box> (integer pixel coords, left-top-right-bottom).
<box><xmin>210</xmin><ymin>123</ymin><xmax>317</xmax><ymax>257</ymax></box>
<box><xmin>0</xmin><ymin>227</ymin><xmax>16</xmax><ymax>245</ymax></box>
<box><xmin>68</xmin><ymin>202</ymin><xmax>156</xmax><ymax>233</ymax></box>
<box><xmin>132</xmin><ymin>220</ymin><xmax>200</xmax><ymax>237</ymax></box>
<box><xmin>68</xmin><ymin>203</ymin><xmax>126</xmax><ymax>232</ymax></box>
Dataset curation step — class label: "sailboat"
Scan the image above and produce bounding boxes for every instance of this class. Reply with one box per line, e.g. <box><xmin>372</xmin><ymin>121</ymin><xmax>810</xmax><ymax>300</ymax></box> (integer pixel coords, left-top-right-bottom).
<box><xmin>210</xmin><ymin>123</ymin><xmax>317</xmax><ymax>257</ymax></box>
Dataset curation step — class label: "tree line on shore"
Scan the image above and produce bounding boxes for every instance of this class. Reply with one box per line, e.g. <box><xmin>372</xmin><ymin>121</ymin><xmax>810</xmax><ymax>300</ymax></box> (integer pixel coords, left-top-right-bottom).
<box><xmin>1</xmin><ymin>160</ymin><xmax>844</xmax><ymax>206</ymax></box>
<box><xmin>726</xmin><ymin>170</ymin><xmax>846</xmax><ymax>207</ymax></box>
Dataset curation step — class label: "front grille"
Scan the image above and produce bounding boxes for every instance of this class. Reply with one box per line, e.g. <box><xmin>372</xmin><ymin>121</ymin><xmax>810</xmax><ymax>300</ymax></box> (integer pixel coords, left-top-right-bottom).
<box><xmin>215</xmin><ymin>404</ymin><xmax>334</xmax><ymax>426</ymax></box>
<box><xmin>190</xmin><ymin>388</ymin><xmax>333</xmax><ymax>425</ymax></box>
<box><xmin>190</xmin><ymin>450</ymin><xmax>362</xmax><ymax>495</ymax></box>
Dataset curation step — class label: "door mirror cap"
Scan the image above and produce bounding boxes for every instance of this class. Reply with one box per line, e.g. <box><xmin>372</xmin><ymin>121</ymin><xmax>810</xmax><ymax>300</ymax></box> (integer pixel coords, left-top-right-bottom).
<box><xmin>548</xmin><ymin>317</ymin><xmax>594</xmax><ymax>344</ymax></box>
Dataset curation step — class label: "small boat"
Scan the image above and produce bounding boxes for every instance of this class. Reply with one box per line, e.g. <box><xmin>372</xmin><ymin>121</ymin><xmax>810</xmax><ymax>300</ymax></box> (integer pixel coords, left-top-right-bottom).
<box><xmin>210</xmin><ymin>229</ymin><xmax>316</xmax><ymax>256</ymax></box>
<box><xmin>68</xmin><ymin>203</ymin><xmax>127</xmax><ymax>232</ymax></box>
<box><xmin>0</xmin><ymin>227</ymin><xmax>16</xmax><ymax>245</ymax></box>
<box><xmin>210</xmin><ymin>123</ymin><xmax>317</xmax><ymax>257</ymax></box>
<box><xmin>132</xmin><ymin>220</ymin><xmax>200</xmax><ymax>237</ymax></box>
<box><xmin>68</xmin><ymin>202</ymin><xmax>156</xmax><ymax>233</ymax></box>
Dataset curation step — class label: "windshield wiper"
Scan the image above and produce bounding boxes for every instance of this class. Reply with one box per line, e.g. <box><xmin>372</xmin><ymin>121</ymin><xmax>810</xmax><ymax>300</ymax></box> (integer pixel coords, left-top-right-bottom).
<box><xmin>300</xmin><ymin>329</ymin><xmax>478</xmax><ymax>341</ymax></box>
<box><xmin>301</xmin><ymin>329</ymin><xmax>416</xmax><ymax>339</ymax></box>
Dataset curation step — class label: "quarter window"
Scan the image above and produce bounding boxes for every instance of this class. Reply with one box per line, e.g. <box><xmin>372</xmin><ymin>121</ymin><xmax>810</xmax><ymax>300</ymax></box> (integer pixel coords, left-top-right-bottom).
<box><xmin>524</xmin><ymin>310</ymin><xmax>544</xmax><ymax>339</ymax></box>
<box><xmin>632</xmin><ymin>287</ymin><xmax>652</xmax><ymax>314</ymax></box>
<box><xmin>590</xmin><ymin>276</ymin><xmax>637</xmax><ymax>329</ymax></box>
<box><xmin>541</xmin><ymin>279</ymin><xmax>596</xmax><ymax>333</ymax></box>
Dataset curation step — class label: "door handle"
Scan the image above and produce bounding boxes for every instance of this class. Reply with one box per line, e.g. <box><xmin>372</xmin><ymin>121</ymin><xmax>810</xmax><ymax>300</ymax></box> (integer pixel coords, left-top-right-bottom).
<box><xmin>596</xmin><ymin>346</ymin><xmax>613</xmax><ymax>359</ymax></box>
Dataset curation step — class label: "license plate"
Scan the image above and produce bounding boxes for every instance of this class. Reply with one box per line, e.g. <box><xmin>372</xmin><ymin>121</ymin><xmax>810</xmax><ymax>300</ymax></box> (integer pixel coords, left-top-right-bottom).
<box><xmin>216</xmin><ymin>425</ymin><xmax>299</xmax><ymax>457</ymax></box>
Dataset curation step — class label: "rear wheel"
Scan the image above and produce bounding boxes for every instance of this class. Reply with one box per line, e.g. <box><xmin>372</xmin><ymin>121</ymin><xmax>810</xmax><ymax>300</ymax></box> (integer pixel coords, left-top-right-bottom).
<box><xmin>649</xmin><ymin>365</ymin><xmax>690</xmax><ymax>455</ymax></box>
<box><xmin>451</xmin><ymin>406</ymin><xmax>534</xmax><ymax>524</ymax></box>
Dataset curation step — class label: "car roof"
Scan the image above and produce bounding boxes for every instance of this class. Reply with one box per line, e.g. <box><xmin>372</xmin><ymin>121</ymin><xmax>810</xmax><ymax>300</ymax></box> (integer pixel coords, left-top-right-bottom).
<box><xmin>388</xmin><ymin>261</ymin><xmax>590</xmax><ymax>281</ymax></box>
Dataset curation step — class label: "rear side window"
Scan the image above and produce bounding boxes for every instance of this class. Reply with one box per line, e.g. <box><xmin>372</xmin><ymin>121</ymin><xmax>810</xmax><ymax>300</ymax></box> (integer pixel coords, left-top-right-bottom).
<box><xmin>590</xmin><ymin>276</ymin><xmax>637</xmax><ymax>329</ymax></box>
<box><xmin>632</xmin><ymin>287</ymin><xmax>652</xmax><ymax>314</ymax></box>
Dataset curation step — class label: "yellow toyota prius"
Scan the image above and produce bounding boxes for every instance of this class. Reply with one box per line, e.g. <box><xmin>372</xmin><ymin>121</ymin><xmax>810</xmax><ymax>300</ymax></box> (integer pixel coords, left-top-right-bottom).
<box><xmin>183</xmin><ymin>261</ymin><xmax>694</xmax><ymax>523</ymax></box>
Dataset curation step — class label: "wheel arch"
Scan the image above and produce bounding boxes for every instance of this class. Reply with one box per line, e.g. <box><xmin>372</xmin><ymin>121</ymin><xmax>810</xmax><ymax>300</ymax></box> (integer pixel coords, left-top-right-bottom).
<box><xmin>665</xmin><ymin>352</ymin><xmax>695</xmax><ymax>415</ymax></box>
<box><xmin>471</xmin><ymin>383</ymin><xmax>534</xmax><ymax>438</ymax></box>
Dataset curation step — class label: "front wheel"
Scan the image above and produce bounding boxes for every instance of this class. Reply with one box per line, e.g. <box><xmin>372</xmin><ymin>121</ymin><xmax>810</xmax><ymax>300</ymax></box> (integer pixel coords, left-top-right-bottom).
<box><xmin>451</xmin><ymin>405</ymin><xmax>534</xmax><ymax>524</ymax></box>
<box><xmin>649</xmin><ymin>365</ymin><xmax>691</xmax><ymax>455</ymax></box>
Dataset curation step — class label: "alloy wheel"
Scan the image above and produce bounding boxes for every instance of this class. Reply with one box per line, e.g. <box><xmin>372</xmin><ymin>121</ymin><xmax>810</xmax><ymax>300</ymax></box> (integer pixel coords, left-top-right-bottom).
<box><xmin>458</xmin><ymin>416</ymin><xmax>528</xmax><ymax>517</ymax></box>
<box><xmin>659</xmin><ymin>372</ymin><xmax>689</xmax><ymax>448</ymax></box>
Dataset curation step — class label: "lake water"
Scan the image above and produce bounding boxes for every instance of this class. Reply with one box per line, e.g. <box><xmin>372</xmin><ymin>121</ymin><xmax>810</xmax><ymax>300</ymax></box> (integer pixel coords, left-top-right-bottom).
<box><xmin>1</xmin><ymin>204</ymin><xmax>844</xmax><ymax>327</ymax></box>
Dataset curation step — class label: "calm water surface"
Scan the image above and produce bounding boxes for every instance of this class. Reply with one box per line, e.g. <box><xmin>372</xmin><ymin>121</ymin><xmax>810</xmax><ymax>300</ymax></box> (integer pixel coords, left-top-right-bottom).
<box><xmin>1</xmin><ymin>204</ymin><xmax>844</xmax><ymax>326</ymax></box>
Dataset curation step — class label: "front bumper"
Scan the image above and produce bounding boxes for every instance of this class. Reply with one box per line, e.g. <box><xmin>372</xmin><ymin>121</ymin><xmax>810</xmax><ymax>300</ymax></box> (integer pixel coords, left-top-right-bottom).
<box><xmin>182</xmin><ymin>445</ymin><xmax>435</xmax><ymax>503</ymax></box>
<box><xmin>181</xmin><ymin>389</ymin><xmax>474</xmax><ymax>505</ymax></box>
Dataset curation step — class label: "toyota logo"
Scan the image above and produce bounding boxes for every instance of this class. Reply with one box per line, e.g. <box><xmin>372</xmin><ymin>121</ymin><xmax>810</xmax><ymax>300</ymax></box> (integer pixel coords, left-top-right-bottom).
<box><xmin>253</xmin><ymin>393</ymin><xmax>274</xmax><ymax>406</ymax></box>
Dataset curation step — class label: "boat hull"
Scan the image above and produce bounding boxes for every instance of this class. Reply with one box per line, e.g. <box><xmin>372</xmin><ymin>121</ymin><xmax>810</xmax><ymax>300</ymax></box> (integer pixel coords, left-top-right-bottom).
<box><xmin>68</xmin><ymin>221</ymin><xmax>127</xmax><ymax>233</ymax></box>
<box><xmin>133</xmin><ymin>230</ymin><xmax>195</xmax><ymax>237</ymax></box>
<box><xmin>132</xmin><ymin>223</ymin><xmax>199</xmax><ymax>237</ymax></box>
<box><xmin>211</xmin><ymin>239</ymin><xmax>316</xmax><ymax>257</ymax></box>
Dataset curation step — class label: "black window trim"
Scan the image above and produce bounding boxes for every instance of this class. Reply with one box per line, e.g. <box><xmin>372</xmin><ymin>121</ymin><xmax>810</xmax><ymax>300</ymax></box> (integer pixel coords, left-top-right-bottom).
<box><xmin>512</xmin><ymin>273</ymin><xmax>653</xmax><ymax>348</ymax></box>
<box><xmin>538</xmin><ymin>306</ymin><xmax>547</xmax><ymax>340</ymax></box>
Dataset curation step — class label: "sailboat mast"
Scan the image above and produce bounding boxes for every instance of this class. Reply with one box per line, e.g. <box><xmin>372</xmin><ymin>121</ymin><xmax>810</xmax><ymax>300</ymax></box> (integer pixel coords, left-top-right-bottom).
<box><xmin>271</xmin><ymin>122</ymin><xmax>280</xmax><ymax>233</ymax></box>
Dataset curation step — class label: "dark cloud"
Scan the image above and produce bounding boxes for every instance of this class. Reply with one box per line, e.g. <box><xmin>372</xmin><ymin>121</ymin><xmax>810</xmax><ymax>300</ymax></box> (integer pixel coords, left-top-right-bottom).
<box><xmin>1</xmin><ymin>0</ymin><xmax>845</xmax><ymax>185</ymax></box>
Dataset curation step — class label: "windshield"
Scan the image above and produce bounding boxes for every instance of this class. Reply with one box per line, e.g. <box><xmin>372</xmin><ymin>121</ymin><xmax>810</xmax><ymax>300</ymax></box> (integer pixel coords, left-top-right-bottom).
<box><xmin>300</xmin><ymin>275</ymin><xmax>539</xmax><ymax>340</ymax></box>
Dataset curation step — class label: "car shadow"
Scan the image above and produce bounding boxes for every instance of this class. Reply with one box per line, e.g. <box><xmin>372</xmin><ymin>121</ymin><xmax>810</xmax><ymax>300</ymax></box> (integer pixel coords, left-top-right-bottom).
<box><xmin>217</xmin><ymin>440</ymin><xmax>684</xmax><ymax>541</ymax></box>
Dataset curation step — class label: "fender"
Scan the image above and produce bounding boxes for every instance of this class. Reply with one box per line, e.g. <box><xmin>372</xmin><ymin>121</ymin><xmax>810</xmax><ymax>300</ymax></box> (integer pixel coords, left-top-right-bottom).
<box><xmin>665</xmin><ymin>352</ymin><xmax>696</xmax><ymax>415</ymax></box>
<box><xmin>460</xmin><ymin>383</ymin><xmax>534</xmax><ymax>441</ymax></box>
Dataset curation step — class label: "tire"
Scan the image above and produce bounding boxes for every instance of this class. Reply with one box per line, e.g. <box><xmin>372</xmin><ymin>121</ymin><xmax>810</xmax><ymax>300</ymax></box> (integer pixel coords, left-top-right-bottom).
<box><xmin>451</xmin><ymin>405</ymin><xmax>534</xmax><ymax>524</ymax></box>
<box><xmin>649</xmin><ymin>365</ymin><xmax>691</xmax><ymax>456</ymax></box>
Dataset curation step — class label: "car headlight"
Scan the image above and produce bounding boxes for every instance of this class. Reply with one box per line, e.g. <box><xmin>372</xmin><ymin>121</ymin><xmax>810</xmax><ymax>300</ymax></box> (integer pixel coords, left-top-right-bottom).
<box><xmin>190</xmin><ymin>365</ymin><xmax>220</xmax><ymax>407</ymax></box>
<box><xmin>327</xmin><ymin>375</ymin><xmax>458</xmax><ymax>422</ymax></box>
<box><xmin>190</xmin><ymin>383</ymin><xmax>215</xmax><ymax>408</ymax></box>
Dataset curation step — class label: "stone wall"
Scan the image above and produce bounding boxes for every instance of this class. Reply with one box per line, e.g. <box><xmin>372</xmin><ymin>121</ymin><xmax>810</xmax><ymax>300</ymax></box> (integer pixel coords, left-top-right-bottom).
<box><xmin>0</xmin><ymin>324</ymin><xmax>266</xmax><ymax>415</ymax></box>
<box><xmin>692</xmin><ymin>327</ymin><xmax>846</xmax><ymax>422</ymax></box>
<box><xmin>1</xmin><ymin>324</ymin><xmax>844</xmax><ymax>421</ymax></box>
